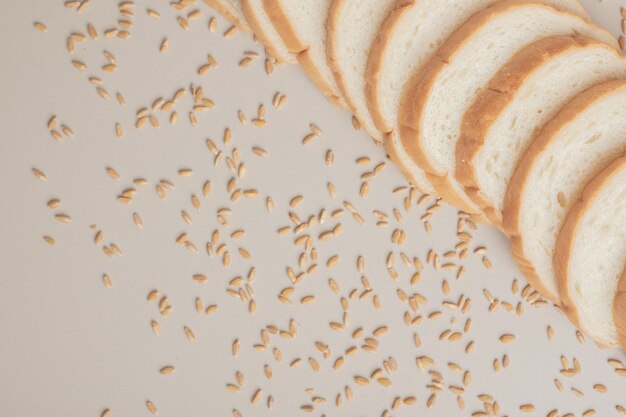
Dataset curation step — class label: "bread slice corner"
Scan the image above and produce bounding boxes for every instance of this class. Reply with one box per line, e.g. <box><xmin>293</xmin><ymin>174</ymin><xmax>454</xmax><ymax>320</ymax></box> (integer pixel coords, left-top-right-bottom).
<box><xmin>203</xmin><ymin>0</ymin><xmax>251</xmax><ymax>33</ymax></box>
<box><xmin>263</xmin><ymin>0</ymin><xmax>346</xmax><ymax>107</ymax></box>
<box><xmin>241</xmin><ymin>0</ymin><xmax>296</xmax><ymax>64</ymax></box>
<box><xmin>385</xmin><ymin>131</ymin><xmax>437</xmax><ymax>195</ymax></box>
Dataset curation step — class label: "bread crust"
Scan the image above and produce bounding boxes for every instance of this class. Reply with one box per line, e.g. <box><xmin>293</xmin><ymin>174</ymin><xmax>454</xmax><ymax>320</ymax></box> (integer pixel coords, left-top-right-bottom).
<box><xmin>399</xmin><ymin>0</ymin><xmax>611</xmax><ymax>216</ymax></box>
<box><xmin>364</xmin><ymin>0</ymin><xmax>415</xmax><ymax>134</ymax></box>
<box><xmin>241</xmin><ymin>0</ymin><xmax>295</xmax><ymax>64</ymax></box>
<box><xmin>553</xmin><ymin>156</ymin><xmax>626</xmax><ymax>348</ymax></box>
<box><xmin>503</xmin><ymin>80</ymin><xmax>626</xmax><ymax>304</ymax></box>
<box><xmin>457</xmin><ymin>36</ymin><xmax>604</xmax><ymax>230</ymax></box>
<box><xmin>615</xmin><ymin>267</ymin><xmax>626</xmax><ymax>351</ymax></box>
<box><xmin>263</xmin><ymin>0</ymin><xmax>345</xmax><ymax>107</ymax></box>
<box><xmin>327</xmin><ymin>0</ymin><xmax>388</xmax><ymax>142</ymax></box>
<box><xmin>203</xmin><ymin>0</ymin><xmax>251</xmax><ymax>33</ymax></box>
<box><xmin>297</xmin><ymin>50</ymin><xmax>344</xmax><ymax>107</ymax></box>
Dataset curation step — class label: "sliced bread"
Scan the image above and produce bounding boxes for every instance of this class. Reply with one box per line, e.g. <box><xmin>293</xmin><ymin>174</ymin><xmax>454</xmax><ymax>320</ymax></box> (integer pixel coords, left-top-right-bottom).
<box><xmin>504</xmin><ymin>80</ymin><xmax>626</xmax><ymax>303</ymax></box>
<box><xmin>365</xmin><ymin>0</ymin><xmax>588</xmax><ymax>197</ymax></box>
<box><xmin>326</xmin><ymin>0</ymin><xmax>396</xmax><ymax>142</ymax></box>
<box><xmin>615</xmin><ymin>268</ymin><xmax>626</xmax><ymax>350</ymax></box>
<box><xmin>241</xmin><ymin>0</ymin><xmax>295</xmax><ymax>63</ymax></box>
<box><xmin>554</xmin><ymin>156</ymin><xmax>626</xmax><ymax>347</ymax></box>
<box><xmin>203</xmin><ymin>0</ymin><xmax>251</xmax><ymax>33</ymax></box>
<box><xmin>399</xmin><ymin>0</ymin><xmax>616</xmax><ymax>215</ymax></box>
<box><xmin>457</xmin><ymin>35</ymin><xmax>626</xmax><ymax>230</ymax></box>
<box><xmin>366</xmin><ymin>0</ymin><xmax>588</xmax><ymax>134</ymax></box>
<box><xmin>263</xmin><ymin>0</ymin><xmax>346</xmax><ymax>107</ymax></box>
<box><xmin>367</xmin><ymin>0</ymin><xmax>501</xmax><ymax>195</ymax></box>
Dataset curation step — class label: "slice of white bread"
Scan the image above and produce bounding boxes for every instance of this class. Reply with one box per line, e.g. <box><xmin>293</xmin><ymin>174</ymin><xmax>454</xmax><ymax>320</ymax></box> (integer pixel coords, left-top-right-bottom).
<box><xmin>365</xmin><ymin>0</ymin><xmax>588</xmax><ymax>197</ymax></box>
<box><xmin>504</xmin><ymin>80</ymin><xmax>626</xmax><ymax>303</ymax></box>
<box><xmin>399</xmin><ymin>0</ymin><xmax>616</xmax><ymax>214</ymax></box>
<box><xmin>457</xmin><ymin>36</ymin><xmax>626</xmax><ymax>230</ymax></box>
<box><xmin>554</xmin><ymin>156</ymin><xmax>626</xmax><ymax>347</ymax></box>
<box><xmin>615</xmin><ymin>267</ymin><xmax>626</xmax><ymax>350</ymax></box>
<box><xmin>263</xmin><ymin>0</ymin><xmax>346</xmax><ymax>107</ymax></box>
<box><xmin>241</xmin><ymin>0</ymin><xmax>295</xmax><ymax>63</ymax></box>
<box><xmin>203</xmin><ymin>0</ymin><xmax>251</xmax><ymax>33</ymax></box>
<box><xmin>326</xmin><ymin>0</ymin><xmax>396</xmax><ymax>143</ymax></box>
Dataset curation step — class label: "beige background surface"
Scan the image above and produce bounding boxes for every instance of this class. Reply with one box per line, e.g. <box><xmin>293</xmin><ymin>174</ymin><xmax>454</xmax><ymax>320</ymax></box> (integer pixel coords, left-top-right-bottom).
<box><xmin>1</xmin><ymin>1</ymin><xmax>626</xmax><ymax>416</ymax></box>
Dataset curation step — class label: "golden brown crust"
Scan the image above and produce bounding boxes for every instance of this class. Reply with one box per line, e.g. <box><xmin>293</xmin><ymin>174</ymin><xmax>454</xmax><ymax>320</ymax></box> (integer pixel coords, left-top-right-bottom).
<box><xmin>553</xmin><ymin>155</ymin><xmax>626</xmax><ymax>346</ymax></box>
<box><xmin>457</xmin><ymin>36</ymin><xmax>601</xmax><ymax>231</ymax></box>
<box><xmin>241</xmin><ymin>0</ymin><xmax>295</xmax><ymax>64</ymax></box>
<box><xmin>263</xmin><ymin>0</ymin><xmax>344</xmax><ymax>107</ymax></box>
<box><xmin>203</xmin><ymin>0</ymin><xmax>251</xmax><ymax>33</ymax></box>
<box><xmin>364</xmin><ymin>0</ymin><xmax>415</xmax><ymax>134</ymax></box>
<box><xmin>399</xmin><ymin>1</ymin><xmax>600</xmax><ymax>216</ymax></box>
<box><xmin>503</xmin><ymin>80</ymin><xmax>626</xmax><ymax>304</ymax></box>
<box><xmin>615</xmin><ymin>267</ymin><xmax>626</xmax><ymax>351</ymax></box>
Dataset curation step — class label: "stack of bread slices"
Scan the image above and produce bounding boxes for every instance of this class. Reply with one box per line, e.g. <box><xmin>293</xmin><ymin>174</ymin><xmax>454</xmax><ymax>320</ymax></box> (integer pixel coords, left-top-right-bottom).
<box><xmin>204</xmin><ymin>0</ymin><xmax>626</xmax><ymax>350</ymax></box>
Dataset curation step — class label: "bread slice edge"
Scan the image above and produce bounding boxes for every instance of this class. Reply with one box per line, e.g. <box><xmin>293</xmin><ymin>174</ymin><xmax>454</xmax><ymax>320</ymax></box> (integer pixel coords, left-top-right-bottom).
<box><xmin>554</xmin><ymin>155</ymin><xmax>626</xmax><ymax>347</ymax></box>
<box><xmin>241</xmin><ymin>0</ymin><xmax>296</xmax><ymax>63</ymax></box>
<box><xmin>203</xmin><ymin>0</ymin><xmax>251</xmax><ymax>33</ymax></box>
<box><xmin>263</xmin><ymin>0</ymin><xmax>345</xmax><ymax>106</ymax></box>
